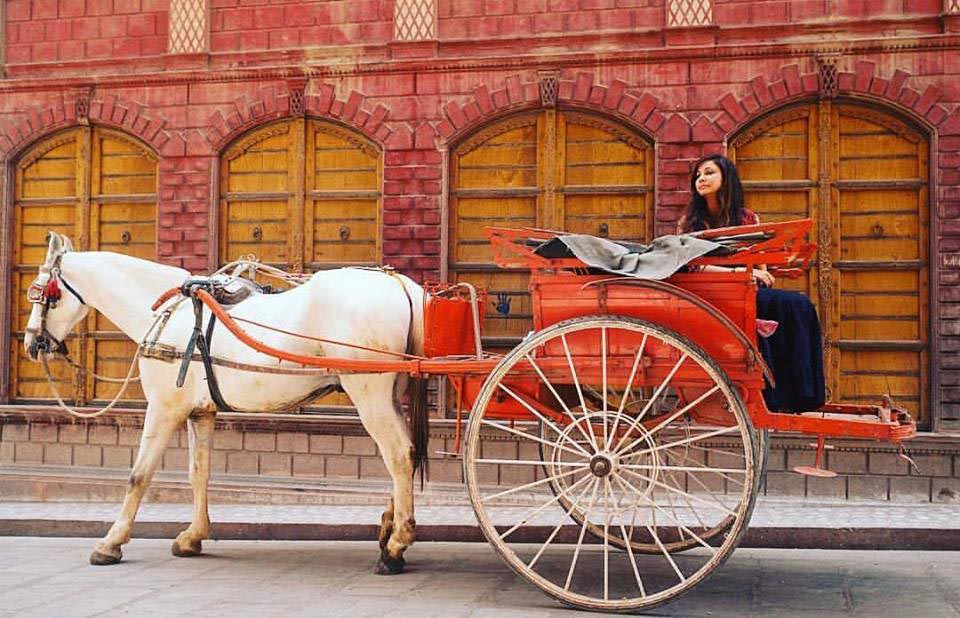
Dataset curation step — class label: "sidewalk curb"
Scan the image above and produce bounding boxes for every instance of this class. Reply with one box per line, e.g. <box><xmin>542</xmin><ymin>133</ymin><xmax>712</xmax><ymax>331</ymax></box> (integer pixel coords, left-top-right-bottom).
<box><xmin>2</xmin><ymin>520</ymin><xmax>958</xmax><ymax>551</ymax></box>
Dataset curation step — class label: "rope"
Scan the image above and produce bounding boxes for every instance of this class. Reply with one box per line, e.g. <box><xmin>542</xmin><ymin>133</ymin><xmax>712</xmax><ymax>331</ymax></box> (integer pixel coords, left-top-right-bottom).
<box><xmin>212</xmin><ymin>257</ymin><xmax>311</xmax><ymax>286</ymax></box>
<box><xmin>41</xmin><ymin>344</ymin><xmax>143</xmax><ymax>419</ymax></box>
<box><xmin>231</xmin><ymin>315</ymin><xmax>427</xmax><ymax>360</ymax></box>
<box><xmin>56</xmin><ymin>354</ymin><xmax>141</xmax><ymax>383</ymax></box>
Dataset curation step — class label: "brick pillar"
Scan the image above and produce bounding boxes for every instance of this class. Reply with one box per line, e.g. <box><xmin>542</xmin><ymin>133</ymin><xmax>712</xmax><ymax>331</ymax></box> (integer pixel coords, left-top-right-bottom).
<box><xmin>158</xmin><ymin>153</ymin><xmax>215</xmax><ymax>272</ymax></box>
<box><xmin>383</xmin><ymin>122</ymin><xmax>442</xmax><ymax>283</ymax></box>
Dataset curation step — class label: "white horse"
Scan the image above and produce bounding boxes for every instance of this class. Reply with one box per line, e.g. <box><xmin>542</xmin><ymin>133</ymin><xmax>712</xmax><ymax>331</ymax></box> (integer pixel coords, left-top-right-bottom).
<box><xmin>23</xmin><ymin>233</ymin><xmax>427</xmax><ymax>574</ymax></box>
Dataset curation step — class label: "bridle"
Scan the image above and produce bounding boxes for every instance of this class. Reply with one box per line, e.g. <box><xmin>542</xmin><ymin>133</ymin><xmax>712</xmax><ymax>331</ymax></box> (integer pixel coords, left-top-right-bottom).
<box><xmin>26</xmin><ymin>252</ymin><xmax>86</xmax><ymax>359</ymax></box>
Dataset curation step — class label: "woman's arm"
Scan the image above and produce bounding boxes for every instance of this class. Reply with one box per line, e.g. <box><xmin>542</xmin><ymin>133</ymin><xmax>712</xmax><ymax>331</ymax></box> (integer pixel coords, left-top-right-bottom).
<box><xmin>745</xmin><ymin>210</ymin><xmax>775</xmax><ymax>287</ymax></box>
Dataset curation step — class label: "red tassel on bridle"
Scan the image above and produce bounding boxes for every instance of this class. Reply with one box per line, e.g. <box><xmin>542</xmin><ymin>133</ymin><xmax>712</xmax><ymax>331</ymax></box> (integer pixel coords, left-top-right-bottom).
<box><xmin>43</xmin><ymin>277</ymin><xmax>62</xmax><ymax>303</ymax></box>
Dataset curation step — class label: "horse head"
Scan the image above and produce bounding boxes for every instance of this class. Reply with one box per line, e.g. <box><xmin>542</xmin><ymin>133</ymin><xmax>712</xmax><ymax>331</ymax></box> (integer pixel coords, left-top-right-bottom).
<box><xmin>24</xmin><ymin>231</ymin><xmax>88</xmax><ymax>360</ymax></box>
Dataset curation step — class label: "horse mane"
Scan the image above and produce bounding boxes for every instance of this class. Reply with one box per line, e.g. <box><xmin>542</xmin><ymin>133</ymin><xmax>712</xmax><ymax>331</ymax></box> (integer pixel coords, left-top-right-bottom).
<box><xmin>68</xmin><ymin>251</ymin><xmax>191</xmax><ymax>287</ymax></box>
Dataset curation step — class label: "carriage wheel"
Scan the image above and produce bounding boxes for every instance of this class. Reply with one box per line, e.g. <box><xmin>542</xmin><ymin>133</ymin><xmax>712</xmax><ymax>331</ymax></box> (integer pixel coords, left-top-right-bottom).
<box><xmin>464</xmin><ymin>316</ymin><xmax>758</xmax><ymax>613</ymax></box>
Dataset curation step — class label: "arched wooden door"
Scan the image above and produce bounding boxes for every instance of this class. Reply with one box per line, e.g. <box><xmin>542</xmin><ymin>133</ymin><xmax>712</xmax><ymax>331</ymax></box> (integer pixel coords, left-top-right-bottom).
<box><xmin>9</xmin><ymin>127</ymin><xmax>158</xmax><ymax>404</ymax></box>
<box><xmin>220</xmin><ymin>118</ymin><xmax>381</xmax><ymax>272</ymax></box>
<box><xmin>219</xmin><ymin>118</ymin><xmax>382</xmax><ymax>408</ymax></box>
<box><xmin>449</xmin><ymin>110</ymin><xmax>655</xmax><ymax>347</ymax></box>
<box><xmin>730</xmin><ymin>102</ymin><xmax>930</xmax><ymax>424</ymax></box>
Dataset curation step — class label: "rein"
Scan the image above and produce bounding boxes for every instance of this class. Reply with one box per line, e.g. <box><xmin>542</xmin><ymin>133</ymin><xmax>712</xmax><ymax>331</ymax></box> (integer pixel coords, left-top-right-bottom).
<box><xmin>39</xmin><ymin>311</ymin><xmax>165</xmax><ymax>419</ymax></box>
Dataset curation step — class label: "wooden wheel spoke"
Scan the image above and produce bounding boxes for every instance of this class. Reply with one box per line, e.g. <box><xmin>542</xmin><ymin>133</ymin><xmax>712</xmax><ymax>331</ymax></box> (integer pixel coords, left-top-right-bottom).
<box><xmin>613</xmin><ymin>353</ymin><xmax>687</xmax><ymax>452</ymax></box>
<box><xmin>499</xmin><ymin>474</ymin><xmax>594</xmax><ymax>541</ymax></box>
<box><xmin>613</xmin><ymin>474</ymin><xmax>718</xmax><ymax>555</ymax></box>
<box><xmin>527</xmin><ymin>477</ymin><xmax>597</xmax><ymax>570</ymax></box>
<box><xmin>497</xmin><ymin>383</ymin><xmax>592</xmax><ymax>458</ymax></box>
<box><xmin>524</xmin><ymin>353</ymin><xmax>599</xmax><ymax>451</ymax></box>
<box><xmin>561</xmin><ymin>333</ymin><xmax>601</xmax><ymax>451</ymax></box>
<box><xmin>620</xmin><ymin>464</ymin><xmax>746</xmax><ymax>475</ymax></box>
<box><xmin>475</xmin><ymin>457</ymin><xmax>587</xmax><ymax>468</ymax></box>
<box><xmin>479</xmin><ymin>419</ymin><xmax>588</xmax><ymax>460</ymax></box>
<box><xmin>615</xmin><ymin>384</ymin><xmax>720</xmax><ymax>457</ymax></box>
<box><xmin>481</xmin><ymin>466</ymin><xmax>587</xmax><ymax>503</ymax></box>
<box><xmin>633</xmin><ymin>425</ymin><xmax>740</xmax><ymax>459</ymax></box>
<box><xmin>617</xmin><ymin>510</ymin><xmax>647</xmax><ymax>598</ymax></box>
<box><xmin>607</xmin><ymin>335</ymin><xmax>647</xmax><ymax>451</ymax></box>
<box><xmin>564</xmin><ymin>478</ymin><xmax>601</xmax><ymax>591</ymax></box>
<box><xmin>619</xmin><ymin>467</ymin><xmax>738</xmax><ymax>519</ymax></box>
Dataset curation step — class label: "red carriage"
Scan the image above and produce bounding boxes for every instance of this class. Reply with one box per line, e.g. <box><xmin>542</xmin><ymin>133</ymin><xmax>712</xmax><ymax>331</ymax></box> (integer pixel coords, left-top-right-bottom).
<box><xmin>187</xmin><ymin>218</ymin><xmax>914</xmax><ymax>612</ymax></box>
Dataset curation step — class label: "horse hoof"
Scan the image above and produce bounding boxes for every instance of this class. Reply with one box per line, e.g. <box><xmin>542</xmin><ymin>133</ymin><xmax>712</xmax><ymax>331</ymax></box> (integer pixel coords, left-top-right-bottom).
<box><xmin>171</xmin><ymin>539</ymin><xmax>202</xmax><ymax>557</ymax></box>
<box><xmin>89</xmin><ymin>548</ymin><xmax>122</xmax><ymax>566</ymax></box>
<box><xmin>373</xmin><ymin>551</ymin><xmax>405</xmax><ymax>575</ymax></box>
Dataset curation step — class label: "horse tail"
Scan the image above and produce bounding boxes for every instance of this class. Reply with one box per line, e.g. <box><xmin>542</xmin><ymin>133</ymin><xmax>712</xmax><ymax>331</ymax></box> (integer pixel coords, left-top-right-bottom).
<box><xmin>395</xmin><ymin>275</ymin><xmax>429</xmax><ymax>484</ymax></box>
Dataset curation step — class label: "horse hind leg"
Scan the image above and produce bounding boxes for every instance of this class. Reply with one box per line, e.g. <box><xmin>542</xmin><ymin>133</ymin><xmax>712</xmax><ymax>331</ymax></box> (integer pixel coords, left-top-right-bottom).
<box><xmin>342</xmin><ymin>375</ymin><xmax>417</xmax><ymax>576</ymax></box>
<box><xmin>172</xmin><ymin>411</ymin><xmax>216</xmax><ymax>557</ymax></box>
<box><xmin>91</xmin><ymin>404</ymin><xmax>185</xmax><ymax>565</ymax></box>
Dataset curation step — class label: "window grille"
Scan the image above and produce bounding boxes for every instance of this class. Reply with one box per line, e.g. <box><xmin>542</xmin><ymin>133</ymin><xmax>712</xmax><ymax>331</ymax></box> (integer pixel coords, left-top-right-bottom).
<box><xmin>667</xmin><ymin>0</ymin><xmax>713</xmax><ymax>27</ymax></box>
<box><xmin>394</xmin><ymin>0</ymin><xmax>437</xmax><ymax>41</ymax></box>
<box><xmin>169</xmin><ymin>0</ymin><xmax>209</xmax><ymax>54</ymax></box>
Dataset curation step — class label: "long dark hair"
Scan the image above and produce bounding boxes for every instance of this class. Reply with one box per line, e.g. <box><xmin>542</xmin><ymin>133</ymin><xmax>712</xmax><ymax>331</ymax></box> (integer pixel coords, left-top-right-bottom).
<box><xmin>681</xmin><ymin>154</ymin><xmax>746</xmax><ymax>232</ymax></box>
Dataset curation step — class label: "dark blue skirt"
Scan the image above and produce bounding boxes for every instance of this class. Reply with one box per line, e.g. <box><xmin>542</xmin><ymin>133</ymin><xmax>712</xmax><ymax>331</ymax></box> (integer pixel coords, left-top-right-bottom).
<box><xmin>756</xmin><ymin>288</ymin><xmax>826</xmax><ymax>412</ymax></box>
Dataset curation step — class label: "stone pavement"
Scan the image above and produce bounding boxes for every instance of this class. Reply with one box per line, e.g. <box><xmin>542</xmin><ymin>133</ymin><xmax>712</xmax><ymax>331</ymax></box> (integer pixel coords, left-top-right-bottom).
<box><xmin>0</xmin><ymin>537</ymin><xmax>958</xmax><ymax>617</ymax></box>
<box><xmin>1</xmin><ymin>497</ymin><xmax>959</xmax><ymax>550</ymax></box>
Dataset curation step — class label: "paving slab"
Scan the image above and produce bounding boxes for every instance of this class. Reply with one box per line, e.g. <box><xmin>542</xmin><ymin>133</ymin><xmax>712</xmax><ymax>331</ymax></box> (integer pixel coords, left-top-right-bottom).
<box><xmin>0</xmin><ymin>538</ymin><xmax>959</xmax><ymax>617</ymax></box>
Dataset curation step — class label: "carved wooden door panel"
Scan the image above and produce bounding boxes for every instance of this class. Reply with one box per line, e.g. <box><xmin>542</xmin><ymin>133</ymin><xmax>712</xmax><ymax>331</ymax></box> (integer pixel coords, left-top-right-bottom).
<box><xmin>449</xmin><ymin>110</ymin><xmax>654</xmax><ymax>348</ymax></box>
<box><xmin>220</xmin><ymin>119</ymin><xmax>381</xmax><ymax>273</ymax></box>
<box><xmin>9</xmin><ymin>127</ymin><xmax>157</xmax><ymax>404</ymax></box>
<box><xmin>219</xmin><ymin>119</ymin><xmax>382</xmax><ymax>409</ymax></box>
<box><xmin>731</xmin><ymin>102</ymin><xmax>930</xmax><ymax>424</ymax></box>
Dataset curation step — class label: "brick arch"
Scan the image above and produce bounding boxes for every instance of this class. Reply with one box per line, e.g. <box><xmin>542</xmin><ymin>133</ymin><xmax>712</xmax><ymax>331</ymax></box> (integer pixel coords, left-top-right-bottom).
<box><xmin>702</xmin><ymin>62</ymin><xmax>951</xmax><ymax>141</ymax></box>
<box><xmin>204</xmin><ymin>83</ymin><xmax>393</xmax><ymax>155</ymax></box>
<box><xmin>435</xmin><ymin>71</ymin><xmax>678</xmax><ymax>147</ymax></box>
<box><xmin>0</xmin><ymin>92</ymin><xmax>172</xmax><ymax>162</ymax></box>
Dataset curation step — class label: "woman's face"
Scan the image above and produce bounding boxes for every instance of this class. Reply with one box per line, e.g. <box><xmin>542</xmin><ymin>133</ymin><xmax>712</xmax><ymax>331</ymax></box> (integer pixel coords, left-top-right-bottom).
<box><xmin>694</xmin><ymin>160</ymin><xmax>723</xmax><ymax>198</ymax></box>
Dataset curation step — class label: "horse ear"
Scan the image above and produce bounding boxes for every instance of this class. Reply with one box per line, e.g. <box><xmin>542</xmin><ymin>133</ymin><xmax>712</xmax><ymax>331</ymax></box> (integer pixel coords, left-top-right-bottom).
<box><xmin>45</xmin><ymin>231</ymin><xmax>62</xmax><ymax>258</ymax></box>
<box><xmin>60</xmin><ymin>234</ymin><xmax>74</xmax><ymax>252</ymax></box>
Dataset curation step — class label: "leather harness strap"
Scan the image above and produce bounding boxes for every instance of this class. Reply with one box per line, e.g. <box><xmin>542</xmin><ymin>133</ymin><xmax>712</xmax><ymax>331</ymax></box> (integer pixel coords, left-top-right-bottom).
<box><xmin>176</xmin><ymin>281</ymin><xmax>236</xmax><ymax>412</ymax></box>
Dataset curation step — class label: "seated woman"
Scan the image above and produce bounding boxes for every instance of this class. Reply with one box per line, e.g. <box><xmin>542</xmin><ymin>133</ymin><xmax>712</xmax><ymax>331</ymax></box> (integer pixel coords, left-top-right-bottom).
<box><xmin>678</xmin><ymin>155</ymin><xmax>825</xmax><ymax>412</ymax></box>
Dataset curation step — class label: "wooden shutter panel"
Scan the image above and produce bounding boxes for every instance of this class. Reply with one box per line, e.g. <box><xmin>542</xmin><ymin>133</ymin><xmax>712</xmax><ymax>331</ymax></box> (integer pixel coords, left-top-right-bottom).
<box><xmin>450</xmin><ymin>110</ymin><xmax>654</xmax><ymax>348</ymax></box>
<box><xmin>219</xmin><ymin>119</ymin><xmax>382</xmax><ymax>410</ymax></box>
<box><xmin>9</xmin><ymin>127</ymin><xmax>157</xmax><ymax>404</ymax></box>
<box><xmin>731</xmin><ymin>103</ymin><xmax>930</xmax><ymax>424</ymax></box>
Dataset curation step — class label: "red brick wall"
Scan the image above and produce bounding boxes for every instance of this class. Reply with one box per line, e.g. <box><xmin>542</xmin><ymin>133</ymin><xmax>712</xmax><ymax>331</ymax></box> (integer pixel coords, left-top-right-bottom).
<box><xmin>437</xmin><ymin>0</ymin><xmax>664</xmax><ymax>38</ymax></box>
<box><xmin>6</xmin><ymin>0</ymin><xmax>169</xmax><ymax>63</ymax></box>
<box><xmin>0</xmin><ymin>2</ymin><xmax>957</xmax><ymax>428</ymax></box>
<box><xmin>210</xmin><ymin>0</ymin><xmax>393</xmax><ymax>52</ymax></box>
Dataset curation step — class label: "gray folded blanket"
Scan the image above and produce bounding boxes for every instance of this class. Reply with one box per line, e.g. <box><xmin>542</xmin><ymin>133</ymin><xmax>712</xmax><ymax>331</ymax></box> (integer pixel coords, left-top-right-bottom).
<box><xmin>534</xmin><ymin>234</ymin><xmax>724</xmax><ymax>281</ymax></box>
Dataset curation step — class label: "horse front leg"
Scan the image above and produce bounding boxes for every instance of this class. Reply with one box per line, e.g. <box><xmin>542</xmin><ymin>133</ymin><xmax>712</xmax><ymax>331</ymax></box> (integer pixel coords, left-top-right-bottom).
<box><xmin>91</xmin><ymin>403</ymin><xmax>186</xmax><ymax>565</ymax></box>
<box><xmin>172</xmin><ymin>411</ymin><xmax>216</xmax><ymax>557</ymax></box>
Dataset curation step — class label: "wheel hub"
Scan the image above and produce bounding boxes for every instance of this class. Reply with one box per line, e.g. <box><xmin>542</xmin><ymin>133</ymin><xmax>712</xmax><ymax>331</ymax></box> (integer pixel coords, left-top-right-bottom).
<box><xmin>589</xmin><ymin>453</ymin><xmax>615</xmax><ymax>477</ymax></box>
